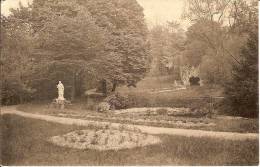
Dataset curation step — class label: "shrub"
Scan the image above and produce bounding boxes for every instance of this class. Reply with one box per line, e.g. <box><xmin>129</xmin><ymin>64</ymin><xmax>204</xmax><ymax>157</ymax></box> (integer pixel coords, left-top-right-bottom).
<box><xmin>1</xmin><ymin>79</ymin><xmax>35</xmax><ymax>105</ymax></box>
<box><xmin>103</xmin><ymin>93</ymin><xmax>131</xmax><ymax>110</ymax></box>
<box><xmin>97</xmin><ymin>102</ymin><xmax>111</xmax><ymax>112</ymax></box>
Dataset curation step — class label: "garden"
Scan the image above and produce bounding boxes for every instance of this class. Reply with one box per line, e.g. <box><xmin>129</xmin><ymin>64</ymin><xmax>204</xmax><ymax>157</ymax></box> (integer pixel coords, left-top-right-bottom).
<box><xmin>1</xmin><ymin>115</ymin><xmax>258</xmax><ymax>165</ymax></box>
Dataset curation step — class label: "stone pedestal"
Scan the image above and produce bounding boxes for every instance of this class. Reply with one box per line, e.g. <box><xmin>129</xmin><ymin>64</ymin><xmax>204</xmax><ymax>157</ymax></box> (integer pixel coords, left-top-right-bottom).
<box><xmin>56</xmin><ymin>99</ymin><xmax>65</xmax><ymax>109</ymax></box>
<box><xmin>49</xmin><ymin>98</ymin><xmax>71</xmax><ymax>109</ymax></box>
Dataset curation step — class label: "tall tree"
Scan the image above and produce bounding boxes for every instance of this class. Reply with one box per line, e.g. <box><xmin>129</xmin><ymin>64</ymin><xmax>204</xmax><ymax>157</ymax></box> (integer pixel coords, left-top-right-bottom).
<box><xmin>78</xmin><ymin>0</ymin><xmax>150</xmax><ymax>90</ymax></box>
<box><xmin>224</xmin><ymin>30</ymin><xmax>258</xmax><ymax>117</ymax></box>
<box><xmin>182</xmin><ymin>0</ymin><xmax>257</xmax><ymax>84</ymax></box>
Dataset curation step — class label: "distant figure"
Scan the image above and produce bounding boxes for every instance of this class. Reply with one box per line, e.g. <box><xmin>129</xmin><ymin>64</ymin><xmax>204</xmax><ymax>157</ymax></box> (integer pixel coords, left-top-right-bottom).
<box><xmin>57</xmin><ymin>81</ymin><xmax>65</xmax><ymax>100</ymax></box>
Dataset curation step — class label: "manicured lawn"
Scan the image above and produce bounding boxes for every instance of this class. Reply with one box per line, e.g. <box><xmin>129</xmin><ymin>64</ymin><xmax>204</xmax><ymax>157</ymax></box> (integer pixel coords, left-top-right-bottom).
<box><xmin>1</xmin><ymin>115</ymin><xmax>259</xmax><ymax>165</ymax></box>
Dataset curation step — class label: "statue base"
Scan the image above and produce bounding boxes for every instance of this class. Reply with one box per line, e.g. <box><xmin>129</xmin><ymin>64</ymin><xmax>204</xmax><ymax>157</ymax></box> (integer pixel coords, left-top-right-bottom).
<box><xmin>49</xmin><ymin>98</ymin><xmax>71</xmax><ymax>109</ymax></box>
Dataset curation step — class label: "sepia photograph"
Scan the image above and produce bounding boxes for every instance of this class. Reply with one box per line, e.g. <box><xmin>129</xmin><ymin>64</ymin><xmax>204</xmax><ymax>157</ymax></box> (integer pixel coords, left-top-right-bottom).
<box><xmin>0</xmin><ymin>0</ymin><xmax>259</xmax><ymax>165</ymax></box>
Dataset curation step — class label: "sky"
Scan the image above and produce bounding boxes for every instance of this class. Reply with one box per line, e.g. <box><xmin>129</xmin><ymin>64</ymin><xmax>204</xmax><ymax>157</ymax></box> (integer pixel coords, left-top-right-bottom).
<box><xmin>1</xmin><ymin>0</ymin><xmax>187</xmax><ymax>28</ymax></box>
<box><xmin>137</xmin><ymin>0</ymin><xmax>187</xmax><ymax>27</ymax></box>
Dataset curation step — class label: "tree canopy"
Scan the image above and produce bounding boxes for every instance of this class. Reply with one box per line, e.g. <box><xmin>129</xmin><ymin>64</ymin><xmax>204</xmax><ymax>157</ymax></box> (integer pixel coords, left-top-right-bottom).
<box><xmin>1</xmin><ymin>0</ymin><xmax>149</xmax><ymax>102</ymax></box>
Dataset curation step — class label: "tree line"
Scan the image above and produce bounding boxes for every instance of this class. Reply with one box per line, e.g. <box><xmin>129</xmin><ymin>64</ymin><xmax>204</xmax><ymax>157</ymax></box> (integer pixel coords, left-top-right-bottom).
<box><xmin>1</xmin><ymin>0</ymin><xmax>150</xmax><ymax>103</ymax></box>
<box><xmin>0</xmin><ymin>0</ymin><xmax>258</xmax><ymax>117</ymax></box>
<box><xmin>149</xmin><ymin>0</ymin><xmax>258</xmax><ymax>117</ymax></box>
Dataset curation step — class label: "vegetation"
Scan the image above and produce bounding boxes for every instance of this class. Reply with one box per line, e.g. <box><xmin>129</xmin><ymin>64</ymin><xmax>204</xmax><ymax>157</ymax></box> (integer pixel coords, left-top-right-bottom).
<box><xmin>2</xmin><ymin>115</ymin><xmax>258</xmax><ymax>165</ymax></box>
<box><xmin>148</xmin><ymin>0</ymin><xmax>258</xmax><ymax>117</ymax></box>
<box><xmin>0</xmin><ymin>0</ymin><xmax>258</xmax><ymax>119</ymax></box>
<box><xmin>1</xmin><ymin>0</ymin><xmax>258</xmax><ymax>165</ymax></box>
<box><xmin>224</xmin><ymin>31</ymin><xmax>258</xmax><ymax>117</ymax></box>
<box><xmin>1</xmin><ymin>0</ymin><xmax>149</xmax><ymax>102</ymax></box>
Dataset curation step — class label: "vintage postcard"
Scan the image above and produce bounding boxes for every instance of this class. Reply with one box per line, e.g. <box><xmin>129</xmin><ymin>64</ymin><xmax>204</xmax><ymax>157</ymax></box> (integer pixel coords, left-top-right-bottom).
<box><xmin>0</xmin><ymin>0</ymin><xmax>258</xmax><ymax>165</ymax></box>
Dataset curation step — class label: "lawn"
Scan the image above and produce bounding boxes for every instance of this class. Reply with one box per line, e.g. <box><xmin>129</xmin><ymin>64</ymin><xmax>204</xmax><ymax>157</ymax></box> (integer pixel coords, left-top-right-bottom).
<box><xmin>1</xmin><ymin>115</ymin><xmax>258</xmax><ymax>165</ymax></box>
<box><xmin>17</xmin><ymin>103</ymin><xmax>259</xmax><ymax>133</ymax></box>
<box><xmin>117</xmin><ymin>82</ymin><xmax>223</xmax><ymax>108</ymax></box>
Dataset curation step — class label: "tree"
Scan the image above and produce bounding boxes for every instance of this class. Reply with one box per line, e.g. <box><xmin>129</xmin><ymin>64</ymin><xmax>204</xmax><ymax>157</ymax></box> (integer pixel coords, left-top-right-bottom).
<box><xmin>1</xmin><ymin>6</ymin><xmax>35</xmax><ymax>104</ymax></box>
<box><xmin>149</xmin><ymin>22</ymin><xmax>185</xmax><ymax>78</ymax></box>
<box><xmin>183</xmin><ymin>0</ymin><xmax>257</xmax><ymax>28</ymax></box>
<box><xmin>1</xmin><ymin>0</ymin><xmax>149</xmax><ymax>101</ymax></box>
<box><xmin>79</xmin><ymin>0</ymin><xmax>150</xmax><ymax>90</ymax></box>
<box><xmin>29</xmin><ymin>0</ymin><xmax>107</xmax><ymax>100</ymax></box>
<box><xmin>224</xmin><ymin>30</ymin><xmax>258</xmax><ymax>117</ymax></box>
<box><xmin>182</xmin><ymin>0</ymin><xmax>257</xmax><ymax>84</ymax></box>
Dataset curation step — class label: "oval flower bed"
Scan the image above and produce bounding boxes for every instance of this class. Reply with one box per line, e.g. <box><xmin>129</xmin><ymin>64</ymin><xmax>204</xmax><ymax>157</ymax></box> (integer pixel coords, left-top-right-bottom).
<box><xmin>48</xmin><ymin>129</ymin><xmax>161</xmax><ymax>151</ymax></box>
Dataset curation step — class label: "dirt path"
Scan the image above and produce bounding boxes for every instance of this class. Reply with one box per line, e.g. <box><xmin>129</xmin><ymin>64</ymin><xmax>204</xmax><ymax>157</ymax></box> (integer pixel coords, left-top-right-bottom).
<box><xmin>1</xmin><ymin>106</ymin><xmax>258</xmax><ymax>141</ymax></box>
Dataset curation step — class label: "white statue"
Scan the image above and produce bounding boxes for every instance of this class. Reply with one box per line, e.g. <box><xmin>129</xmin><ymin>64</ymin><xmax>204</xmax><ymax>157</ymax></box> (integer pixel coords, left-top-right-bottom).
<box><xmin>57</xmin><ymin>81</ymin><xmax>65</xmax><ymax>100</ymax></box>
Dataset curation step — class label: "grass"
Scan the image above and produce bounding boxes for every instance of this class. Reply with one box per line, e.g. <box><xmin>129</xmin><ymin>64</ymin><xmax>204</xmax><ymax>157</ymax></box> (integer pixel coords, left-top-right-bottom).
<box><xmin>17</xmin><ymin>77</ymin><xmax>223</xmax><ymax>110</ymax></box>
<box><xmin>118</xmin><ymin>84</ymin><xmax>223</xmax><ymax>109</ymax></box>
<box><xmin>17</xmin><ymin>103</ymin><xmax>258</xmax><ymax>133</ymax></box>
<box><xmin>13</xmin><ymin>76</ymin><xmax>259</xmax><ymax>133</ymax></box>
<box><xmin>1</xmin><ymin>115</ymin><xmax>259</xmax><ymax>165</ymax></box>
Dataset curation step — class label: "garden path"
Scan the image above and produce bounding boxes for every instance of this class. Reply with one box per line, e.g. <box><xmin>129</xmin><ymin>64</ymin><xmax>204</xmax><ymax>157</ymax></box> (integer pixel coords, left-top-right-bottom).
<box><xmin>1</xmin><ymin>106</ymin><xmax>258</xmax><ymax>141</ymax></box>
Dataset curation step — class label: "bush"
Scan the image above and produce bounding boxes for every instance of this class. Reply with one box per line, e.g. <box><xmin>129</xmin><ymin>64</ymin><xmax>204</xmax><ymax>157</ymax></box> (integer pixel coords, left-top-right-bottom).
<box><xmin>1</xmin><ymin>79</ymin><xmax>35</xmax><ymax>105</ymax></box>
<box><xmin>97</xmin><ymin>102</ymin><xmax>111</xmax><ymax>112</ymax></box>
<box><xmin>103</xmin><ymin>93</ymin><xmax>132</xmax><ymax>110</ymax></box>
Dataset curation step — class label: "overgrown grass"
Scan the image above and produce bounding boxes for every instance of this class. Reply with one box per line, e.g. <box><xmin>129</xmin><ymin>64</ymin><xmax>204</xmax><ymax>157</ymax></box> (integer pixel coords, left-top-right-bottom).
<box><xmin>1</xmin><ymin>115</ymin><xmax>258</xmax><ymax>165</ymax></box>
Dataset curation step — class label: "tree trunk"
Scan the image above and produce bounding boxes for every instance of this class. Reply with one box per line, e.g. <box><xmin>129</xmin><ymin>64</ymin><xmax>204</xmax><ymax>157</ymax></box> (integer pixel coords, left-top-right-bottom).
<box><xmin>101</xmin><ymin>79</ymin><xmax>107</xmax><ymax>96</ymax></box>
<box><xmin>112</xmin><ymin>81</ymin><xmax>117</xmax><ymax>92</ymax></box>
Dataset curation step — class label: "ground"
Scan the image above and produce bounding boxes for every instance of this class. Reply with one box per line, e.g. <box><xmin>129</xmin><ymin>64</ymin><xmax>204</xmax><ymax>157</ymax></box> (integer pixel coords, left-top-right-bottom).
<box><xmin>16</xmin><ymin>103</ymin><xmax>258</xmax><ymax>133</ymax></box>
<box><xmin>1</xmin><ymin>115</ymin><xmax>258</xmax><ymax>165</ymax></box>
<box><xmin>1</xmin><ymin>76</ymin><xmax>259</xmax><ymax>165</ymax></box>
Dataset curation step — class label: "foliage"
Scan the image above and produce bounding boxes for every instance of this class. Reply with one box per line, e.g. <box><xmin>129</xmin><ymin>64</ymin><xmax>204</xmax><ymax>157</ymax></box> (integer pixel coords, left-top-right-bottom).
<box><xmin>224</xmin><ymin>31</ymin><xmax>258</xmax><ymax>117</ymax></box>
<box><xmin>183</xmin><ymin>0</ymin><xmax>258</xmax><ymax>30</ymax></box>
<box><xmin>148</xmin><ymin>22</ymin><xmax>185</xmax><ymax>78</ymax></box>
<box><xmin>183</xmin><ymin>19</ymin><xmax>246</xmax><ymax>84</ymax></box>
<box><xmin>1</xmin><ymin>0</ymin><xmax>149</xmax><ymax>102</ymax></box>
<box><xmin>182</xmin><ymin>0</ymin><xmax>258</xmax><ymax>85</ymax></box>
<box><xmin>0</xmin><ymin>9</ymin><xmax>35</xmax><ymax>104</ymax></box>
<box><xmin>104</xmin><ymin>93</ymin><xmax>132</xmax><ymax>110</ymax></box>
<box><xmin>1</xmin><ymin>79</ymin><xmax>35</xmax><ymax>105</ymax></box>
<box><xmin>78</xmin><ymin>0</ymin><xmax>150</xmax><ymax>85</ymax></box>
<box><xmin>28</xmin><ymin>0</ymin><xmax>107</xmax><ymax>100</ymax></box>
<box><xmin>97</xmin><ymin>102</ymin><xmax>111</xmax><ymax>112</ymax></box>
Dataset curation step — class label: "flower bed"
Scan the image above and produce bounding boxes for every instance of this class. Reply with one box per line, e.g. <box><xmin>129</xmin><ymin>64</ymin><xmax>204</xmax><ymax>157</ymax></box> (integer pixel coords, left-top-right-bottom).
<box><xmin>48</xmin><ymin>128</ymin><xmax>161</xmax><ymax>151</ymax></box>
<box><xmin>114</xmin><ymin>107</ymin><xmax>209</xmax><ymax>117</ymax></box>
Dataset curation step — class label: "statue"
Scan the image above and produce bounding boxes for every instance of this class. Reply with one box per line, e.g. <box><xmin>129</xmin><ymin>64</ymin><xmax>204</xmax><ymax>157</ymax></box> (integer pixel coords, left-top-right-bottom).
<box><xmin>48</xmin><ymin>81</ymin><xmax>71</xmax><ymax>109</ymax></box>
<box><xmin>57</xmin><ymin>81</ymin><xmax>65</xmax><ymax>100</ymax></box>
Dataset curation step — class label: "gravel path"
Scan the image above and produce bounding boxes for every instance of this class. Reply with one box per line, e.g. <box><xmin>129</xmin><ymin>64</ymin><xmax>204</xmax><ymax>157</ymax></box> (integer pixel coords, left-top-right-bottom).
<box><xmin>1</xmin><ymin>106</ymin><xmax>258</xmax><ymax>141</ymax></box>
